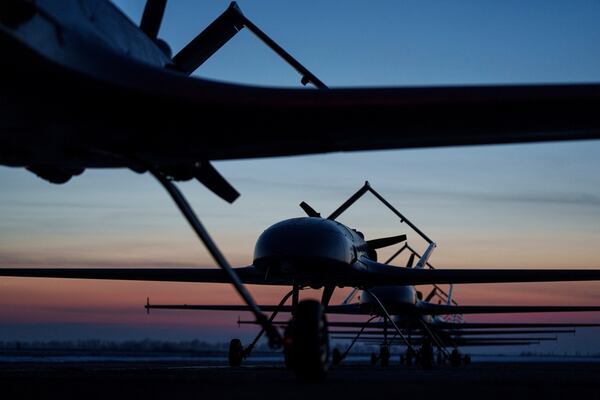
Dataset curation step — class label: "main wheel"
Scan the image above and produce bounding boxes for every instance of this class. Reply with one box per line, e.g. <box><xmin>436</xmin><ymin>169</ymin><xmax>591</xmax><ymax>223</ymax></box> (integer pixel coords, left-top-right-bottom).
<box><xmin>380</xmin><ymin>345</ymin><xmax>390</xmax><ymax>367</ymax></box>
<box><xmin>292</xmin><ymin>300</ymin><xmax>329</xmax><ymax>381</ymax></box>
<box><xmin>370</xmin><ymin>352</ymin><xmax>378</xmax><ymax>366</ymax></box>
<box><xmin>405</xmin><ymin>348</ymin><xmax>414</xmax><ymax>366</ymax></box>
<box><xmin>450</xmin><ymin>348</ymin><xmax>461</xmax><ymax>367</ymax></box>
<box><xmin>283</xmin><ymin>321</ymin><xmax>294</xmax><ymax>369</ymax></box>
<box><xmin>332</xmin><ymin>348</ymin><xmax>343</xmax><ymax>366</ymax></box>
<box><xmin>419</xmin><ymin>341</ymin><xmax>433</xmax><ymax>370</ymax></box>
<box><xmin>228</xmin><ymin>338</ymin><xmax>244</xmax><ymax>367</ymax></box>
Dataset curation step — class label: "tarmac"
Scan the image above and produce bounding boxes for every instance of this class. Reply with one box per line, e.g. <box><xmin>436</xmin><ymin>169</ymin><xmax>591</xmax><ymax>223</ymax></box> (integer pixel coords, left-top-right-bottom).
<box><xmin>1</xmin><ymin>361</ymin><xmax>599</xmax><ymax>400</ymax></box>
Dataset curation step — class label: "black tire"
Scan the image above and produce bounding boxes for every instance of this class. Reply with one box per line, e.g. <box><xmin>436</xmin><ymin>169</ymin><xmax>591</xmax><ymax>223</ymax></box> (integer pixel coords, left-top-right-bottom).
<box><xmin>450</xmin><ymin>348</ymin><xmax>461</xmax><ymax>367</ymax></box>
<box><xmin>292</xmin><ymin>300</ymin><xmax>329</xmax><ymax>381</ymax></box>
<box><xmin>380</xmin><ymin>345</ymin><xmax>390</xmax><ymax>368</ymax></box>
<box><xmin>370</xmin><ymin>353</ymin><xmax>378</xmax><ymax>366</ymax></box>
<box><xmin>419</xmin><ymin>342</ymin><xmax>433</xmax><ymax>370</ymax></box>
<box><xmin>283</xmin><ymin>321</ymin><xmax>294</xmax><ymax>369</ymax></box>
<box><xmin>228</xmin><ymin>338</ymin><xmax>244</xmax><ymax>367</ymax></box>
<box><xmin>332</xmin><ymin>348</ymin><xmax>343</xmax><ymax>366</ymax></box>
<box><xmin>406</xmin><ymin>349</ymin><xmax>414</xmax><ymax>366</ymax></box>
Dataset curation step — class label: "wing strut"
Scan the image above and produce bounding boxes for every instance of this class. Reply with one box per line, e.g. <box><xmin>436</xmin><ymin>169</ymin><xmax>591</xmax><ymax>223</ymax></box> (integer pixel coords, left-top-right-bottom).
<box><xmin>242</xmin><ymin>288</ymin><xmax>294</xmax><ymax>358</ymax></box>
<box><xmin>172</xmin><ymin>2</ymin><xmax>327</xmax><ymax>88</ymax></box>
<box><xmin>417</xmin><ymin>318</ymin><xmax>450</xmax><ymax>357</ymax></box>
<box><xmin>362</xmin><ymin>288</ymin><xmax>415</xmax><ymax>353</ymax></box>
<box><xmin>150</xmin><ymin>169</ymin><xmax>282</xmax><ymax>348</ymax></box>
<box><xmin>334</xmin><ymin>315</ymin><xmax>379</xmax><ymax>365</ymax></box>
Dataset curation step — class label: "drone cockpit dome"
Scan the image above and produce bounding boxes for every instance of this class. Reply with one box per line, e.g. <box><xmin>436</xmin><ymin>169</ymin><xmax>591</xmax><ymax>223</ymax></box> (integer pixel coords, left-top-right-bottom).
<box><xmin>253</xmin><ymin>217</ymin><xmax>355</xmax><ymax>272</ymax></box>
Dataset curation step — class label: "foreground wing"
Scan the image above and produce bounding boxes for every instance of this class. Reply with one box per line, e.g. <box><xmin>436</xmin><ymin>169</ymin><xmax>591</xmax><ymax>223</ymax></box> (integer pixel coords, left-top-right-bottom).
<box><xmin>0</xmin><ymin>267</ymin><xmax>290</xmax><ymax>285</ymax></box>
<box><xmin>4</xmin><ymin>15</ymin><xmax>600</xmax><ymax>170</ymax></box>
<box><xmin>5</xmin><ymin>264</ymin><xmax>600</xmax><ymax>288</ymax></box>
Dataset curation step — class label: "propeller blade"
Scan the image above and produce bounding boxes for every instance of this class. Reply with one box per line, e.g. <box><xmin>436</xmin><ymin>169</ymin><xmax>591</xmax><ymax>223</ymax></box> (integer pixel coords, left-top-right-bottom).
<box><xmin>299</xmin><ymin>201</ymin><xmax>321</xmax><ymax>217</ymax></box>
<box><xmin>194</xmin><ymin>162</ymin><xmax>240</xmax><ymax>203</ymax></box>
<box><xmin>140</xmin><ymin>0</ymin><xmax>167</xmax><ymax>39</ymax></box>
<box><xmin>172</xmin><ymin>3</ymin><xmax>245</xmax><ymax>74</ymax></box>
<box><xmin>366</xmin><ymin>234</ymin><xmax>407</xmax><ymax>250</ymax></box>
<box><xmin>424</xmin><ymin>288</ymin><xmax>437</xmax><ymax>302</ymax></box>
<box><xmin>406</xmin><ymin>253</ymin><xmax>416</xmax><ymax>268</ymax></box>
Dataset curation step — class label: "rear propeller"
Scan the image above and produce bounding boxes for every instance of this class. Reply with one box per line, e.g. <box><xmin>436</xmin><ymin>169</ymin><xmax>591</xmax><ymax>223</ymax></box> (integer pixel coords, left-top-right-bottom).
<box><xmin>406</xmin><ymin>253</ymin><xmax>416</xmax><ymax>268</ymax></box>
<box><xmin>140</xmin><ymin>0</ymin><xmax>167</xmax><ymax>39</ymax></box>
<box><xmin>366</xmin><ymin>234</ymin><xmax>407</xmax><ymax>250</ymax></box>
<box><xmin>140</xmin><ymin>0</ymin><xmax>172</xmax><ymax>56</ymax></box>
<box><xmin>424</xmin><ymin>287</ymin><xmax>437</xmax><ymax>303</ymax></box>
<box><xmin>299</xmin><ymin>201</ymin><xmax>321</xmax><ymax>218</ymax></box>
<box><xmin>159</xmin><ymin>161</ymin><xmax>240</xmax><ymax>203</ymax></box>
<box><xmin>298</xmin><ymin>201</ymin><xmax>407</xmax><ymax>250</ymax></box>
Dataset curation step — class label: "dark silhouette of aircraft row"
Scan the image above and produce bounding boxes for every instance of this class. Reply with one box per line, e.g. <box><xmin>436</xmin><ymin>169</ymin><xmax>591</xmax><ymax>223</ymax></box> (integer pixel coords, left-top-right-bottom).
<box><xmin>145</xmin><ymin>182</ymin><xmax>600</xmax><ymax>374</ymax></box>
<box><xmin>1</xmin><ymin>0</ymin><xmax>600</xmax><ymax>380</ymax></box>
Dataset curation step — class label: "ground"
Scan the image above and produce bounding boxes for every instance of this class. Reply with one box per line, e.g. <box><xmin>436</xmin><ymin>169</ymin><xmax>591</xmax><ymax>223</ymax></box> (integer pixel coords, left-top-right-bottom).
<box><xmin>1</xmin><ymin>361</ymin><xmax>599</xmax><ymax>400</ymax></box>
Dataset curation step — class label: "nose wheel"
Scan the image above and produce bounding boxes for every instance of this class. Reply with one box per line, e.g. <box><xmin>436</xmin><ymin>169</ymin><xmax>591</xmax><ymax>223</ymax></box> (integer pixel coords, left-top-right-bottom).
<box><xmin>289</xmin><ymin>300</ymin><xmax>330</xmax><ymax>380</ymax></box>
<box><xmin>228</xmin><ymin>339</ymin><xmax>244</xmax><ymax>367</ymax></box>
<box><xmin>379</xmin><ymin>345</ymin><xmax>390</xmax><ymax>367</ymax></box>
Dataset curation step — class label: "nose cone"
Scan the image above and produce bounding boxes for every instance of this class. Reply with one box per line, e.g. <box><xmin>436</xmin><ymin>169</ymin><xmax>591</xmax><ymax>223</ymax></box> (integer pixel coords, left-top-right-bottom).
<box><xmin>253</xmin><ymin>217</ymin><xmax>354</xmax><ymax>271</ymax></box>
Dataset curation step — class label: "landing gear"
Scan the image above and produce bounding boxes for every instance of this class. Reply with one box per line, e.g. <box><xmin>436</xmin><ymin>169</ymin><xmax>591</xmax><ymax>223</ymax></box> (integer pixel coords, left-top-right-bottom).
<box><xmin>228</xmin><ymin>339</ymin><xmax>244</xmax><ymax>367</ymax></box>
<box><xmin>291</xmin><ymin>300</ymin><xmax>329</xmax><ymax>381</ymax></box>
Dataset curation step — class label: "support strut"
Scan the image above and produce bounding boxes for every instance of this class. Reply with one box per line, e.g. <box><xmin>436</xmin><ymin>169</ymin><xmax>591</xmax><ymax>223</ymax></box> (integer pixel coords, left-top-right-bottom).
<box><xmin>321</xmin><ymin>285</ymin><xmax>335</xmax><ymax>307</ymax></box>
<box><xmin>383</xmin><ymin>316</ymin><xmax>389</xmax><ymax>346</ymax></box>
<box><xmin>151</xmin><ymin>170</ymin><xmax>282</xmax><ymax>347</ymax></box>
<box><xmin>339</xmin><ymin>315</ymin><xmax>379</xmax><ymax>362</ymax></box>
<box><xmin>418</xmin><ymin>318</ymin><xmax>450</xmax><ymax>357</ymax></box>
<box><xmin>363</xmin><ymin>288</ymin><xmax>416</xmax><ymax>353</ymax></box>
<box><xmin>172</xmin><ymin>2</ymin><xmax>327</xmax><ymax>88</ymax></box>
<box><xmin>291</xmin><ymin>282</ymin><xmax>300</xmax><ymax>315</ymax></box>
<box><xmin>243</xmin><ymin>289</ymin><xmax>294</xmax><ymax>357</ymax></box>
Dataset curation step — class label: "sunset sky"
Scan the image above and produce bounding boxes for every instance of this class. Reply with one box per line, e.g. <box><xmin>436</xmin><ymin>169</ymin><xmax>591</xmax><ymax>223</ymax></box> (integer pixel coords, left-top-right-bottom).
<box><xmin>1</xmin><ymin>0</ymin><xmax>600</xmax><ymax>353</ymax></box>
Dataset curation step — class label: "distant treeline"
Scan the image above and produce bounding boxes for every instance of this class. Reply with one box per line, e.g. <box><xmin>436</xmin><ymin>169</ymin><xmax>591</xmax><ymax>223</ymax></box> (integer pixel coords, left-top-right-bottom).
<box><xmin>0</xmin><ymin>340</ymin><xmax>380</xmax><ymax>355</ymax></box>
<box><xmin>0</xmin><ymin>339</ymin><xmax>255</xmax><ymax>353</ymax></box>
<box><xmin>519</xmin><ymin>351</ymin><xmax>600</xmax><ymax>357</ymax></box>
<box><xmin>4</xmin><ymin>341</ymin><xmax>596</xmax><ymax>357</ymax></box>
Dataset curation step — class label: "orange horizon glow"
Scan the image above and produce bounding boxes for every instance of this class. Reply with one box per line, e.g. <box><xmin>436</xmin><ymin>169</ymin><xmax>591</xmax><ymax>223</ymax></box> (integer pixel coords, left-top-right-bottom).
<box><xmin>2</xmin><ymin>277</ymin><xmax>599</xmax><ymax>330</ymax></box>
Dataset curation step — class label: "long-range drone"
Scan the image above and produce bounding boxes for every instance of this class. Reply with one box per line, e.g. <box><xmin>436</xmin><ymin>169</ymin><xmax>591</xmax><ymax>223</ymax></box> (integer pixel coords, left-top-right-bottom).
<box><xmin>2</xmin><ymin>0</ymin><xmax>600</xmax><ymax>380</ymax></box>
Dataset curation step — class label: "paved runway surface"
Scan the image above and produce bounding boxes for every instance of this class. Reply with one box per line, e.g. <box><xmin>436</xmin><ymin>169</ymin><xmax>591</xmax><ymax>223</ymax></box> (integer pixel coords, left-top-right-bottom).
<box><xmin>1</xmin><ymin>361</ymin><xmax>599</xmax><ymax>400</ymax></box>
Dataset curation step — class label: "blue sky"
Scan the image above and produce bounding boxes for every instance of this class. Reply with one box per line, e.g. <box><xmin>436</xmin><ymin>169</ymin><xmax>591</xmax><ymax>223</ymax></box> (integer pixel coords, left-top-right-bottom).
<box><xmin>1</xmin><ymin>1</ymin><xmax>600</xmax><ymax>353</ymax></box>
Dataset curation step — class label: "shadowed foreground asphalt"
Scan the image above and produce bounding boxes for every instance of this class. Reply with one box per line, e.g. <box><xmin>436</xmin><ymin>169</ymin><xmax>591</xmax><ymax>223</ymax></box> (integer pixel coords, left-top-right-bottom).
<box><xmin>1</xmin><ymin>361</ymin><xmax>599</xmax><ymax>400</ymax></box>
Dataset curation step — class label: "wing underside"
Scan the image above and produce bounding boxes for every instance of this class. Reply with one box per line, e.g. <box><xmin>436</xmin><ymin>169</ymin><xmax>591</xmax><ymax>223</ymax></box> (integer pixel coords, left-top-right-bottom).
<box><xmin>3</xmin><ymin>19</ymin><xmax>600</xmax><ymax>170</ymax></box>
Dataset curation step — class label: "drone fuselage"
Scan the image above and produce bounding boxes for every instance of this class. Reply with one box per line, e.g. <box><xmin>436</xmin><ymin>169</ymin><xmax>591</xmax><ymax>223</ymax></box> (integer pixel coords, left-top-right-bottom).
<box><xmin>360</xmin><ymin>285</ymin><xmax>418</xmax><ymax>308</ymax></box>
<box><xmin>253</xmin><ymin>217</ymin><xmax>370</xmax><ymax>286</ymax></box>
